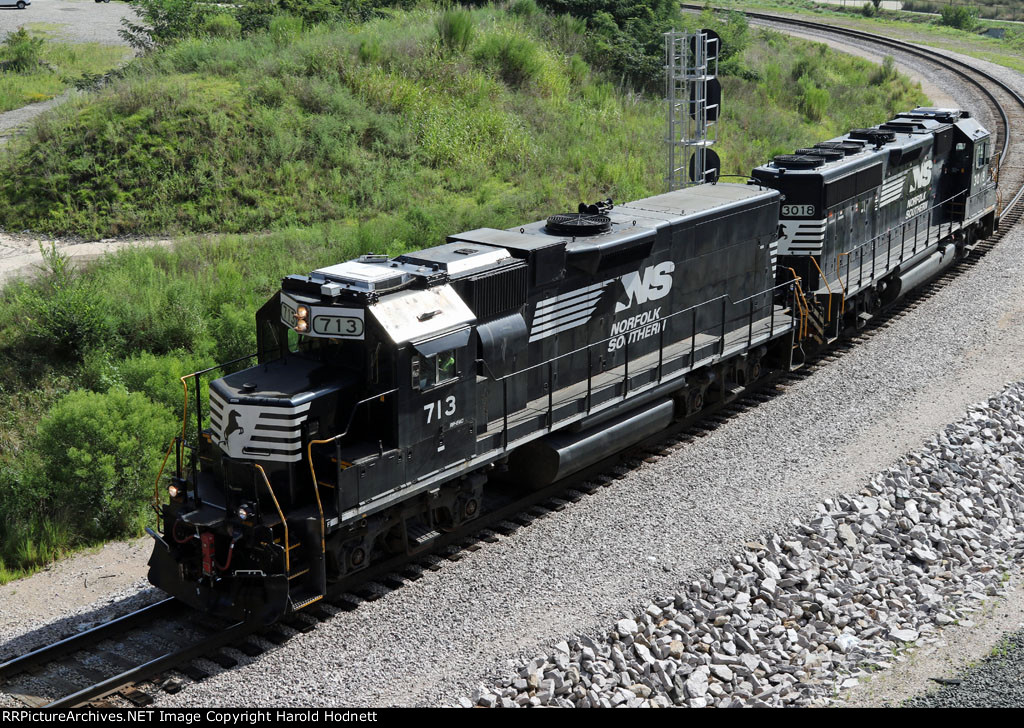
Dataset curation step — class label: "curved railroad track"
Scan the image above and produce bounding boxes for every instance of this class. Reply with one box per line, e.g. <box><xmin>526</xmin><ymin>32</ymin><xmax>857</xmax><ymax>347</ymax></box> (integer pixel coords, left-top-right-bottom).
<box><xmin>2</xmin><ymin>12</ymin><xmax>1024</xmax><ymax>709</ymax></box>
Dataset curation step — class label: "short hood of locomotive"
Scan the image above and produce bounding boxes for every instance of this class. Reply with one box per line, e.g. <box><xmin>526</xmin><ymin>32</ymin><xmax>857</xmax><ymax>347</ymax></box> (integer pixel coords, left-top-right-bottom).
<box><xmin>208</xmin><ymin>356</ymin><xmax>356</xmax><ymax>463</ymax></box>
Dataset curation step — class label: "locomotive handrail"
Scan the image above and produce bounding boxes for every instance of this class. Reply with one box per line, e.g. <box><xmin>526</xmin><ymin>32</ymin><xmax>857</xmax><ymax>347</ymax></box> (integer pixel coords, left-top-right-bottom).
<box><xmin>484</xmin><ymin>278</ymin><xmax>797</xmax><ymax>384</ymax></box>
<box><xmin>152</xmin><ymin>352</ymin><xmax>258</xmax><ymax>509</ymax></box>
<box><xmin>253</xmin><ymin>463</ymin><xmax>289</xmax><ymax>574</ymax></box>
<box><xmin>808</xmin><ymin>256</ymin><xmax>835</xmax><ymax>320</ymax></box>
<box><xmin>832</xmin><ymin>187</ymin><xmax>975</xmax><ymax>295</ymax></box>
<box><xmin>786</xmin><ymin>268</ymin><xmax>809</xmax><ymax>340</ymax></box>
<box><xmin>305</xmin><ymin>387</ymin><xmax>400</xmax><ymax>524</ymax></box>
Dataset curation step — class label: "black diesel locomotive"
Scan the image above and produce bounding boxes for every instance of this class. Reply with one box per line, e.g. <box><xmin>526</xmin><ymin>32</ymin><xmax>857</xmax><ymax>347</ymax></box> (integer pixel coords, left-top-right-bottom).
<box><xmin>149</xmin><ymin>108</ymin><xmax>997</xmax><ymax>623</ymax></box>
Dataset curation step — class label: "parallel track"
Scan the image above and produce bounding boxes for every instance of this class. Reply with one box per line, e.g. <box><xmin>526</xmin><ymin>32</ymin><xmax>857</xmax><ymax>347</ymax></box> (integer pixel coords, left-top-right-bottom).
<box><xmin>3</xmin><ymin>13</ymin><xmax>1024</xmax><ymax>709</ymax></box>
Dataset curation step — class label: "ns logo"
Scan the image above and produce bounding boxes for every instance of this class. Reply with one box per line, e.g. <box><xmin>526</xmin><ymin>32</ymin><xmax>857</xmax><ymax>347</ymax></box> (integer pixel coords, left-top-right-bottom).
<box><xmin>615</xmin><ymin>261</ymin><xmax>675</xmax><ymax>313</ymax></box>
<box><xmin>909</xmin><ymin>159</ymin><xmax>933</xmax><ymax>191</ymax></box>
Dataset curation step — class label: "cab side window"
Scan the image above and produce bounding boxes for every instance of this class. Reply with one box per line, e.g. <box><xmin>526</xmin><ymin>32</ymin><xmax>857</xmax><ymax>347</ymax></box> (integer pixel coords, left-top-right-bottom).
<box><xmin>436</xmin><ymin>349</ymin><xmax>456</xmax><ymax>383</ymax></box>
<box><xmin>412</xmin><ymin>350</ymin><xmax>458</xmax><ymax>391</ymax></box>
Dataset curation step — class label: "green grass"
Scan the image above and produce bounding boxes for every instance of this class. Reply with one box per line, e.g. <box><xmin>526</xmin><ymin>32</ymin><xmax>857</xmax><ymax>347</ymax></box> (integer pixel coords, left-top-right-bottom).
<box><xmin>0</xmin><ymin>5</ymin><xmax>927</xmax><ymax>579</ymax></box>
<box><xmin>22</xmin><ymin>23</ymin><xmax>67</xmax><ymax>37</ymax></box>
<box><xmin>0</xmin><ymin>38</ymin><xmax>130</xmax><ymax>113</ymax></box>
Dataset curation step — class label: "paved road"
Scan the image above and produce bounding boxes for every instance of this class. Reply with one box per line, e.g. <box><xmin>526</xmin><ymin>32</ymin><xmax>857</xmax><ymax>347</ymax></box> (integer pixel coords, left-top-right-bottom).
<box><xmin>0</xmin><ymin>0</ymin><xmax>132</xmax><ymax>46</ymax></box>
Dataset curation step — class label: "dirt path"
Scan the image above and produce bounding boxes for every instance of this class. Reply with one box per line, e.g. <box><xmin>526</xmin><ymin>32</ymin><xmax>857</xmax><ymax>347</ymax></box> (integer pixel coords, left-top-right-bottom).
<box><xmin>0</xmin><ymin>232</ymin><xmax>174</xmax><ymax>287</ymax></box>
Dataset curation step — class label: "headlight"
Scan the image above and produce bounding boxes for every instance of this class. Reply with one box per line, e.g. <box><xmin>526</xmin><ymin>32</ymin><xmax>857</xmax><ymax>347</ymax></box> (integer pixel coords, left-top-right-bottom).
<box><xmin>237</xmin><ymin>504</ymin><xmax>254</xmax><ymax>521</ymax></box>
<box><xmin>296</xmin><ymin>305</ymin><xmax>309</xmax><ymax>320</ymax></box>
<box><xmin>168</xmin><ymin>484</ymin><xmax>180</xmax><ymax>498</ymax></box>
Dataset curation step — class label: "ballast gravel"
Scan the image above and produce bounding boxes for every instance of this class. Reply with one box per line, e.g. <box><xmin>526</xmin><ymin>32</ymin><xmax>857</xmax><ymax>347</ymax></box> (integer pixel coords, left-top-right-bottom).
<box><xmin>467</xmin><ymin>383</ymin><xmax>1024</xmax><ymax>707</ymax></box>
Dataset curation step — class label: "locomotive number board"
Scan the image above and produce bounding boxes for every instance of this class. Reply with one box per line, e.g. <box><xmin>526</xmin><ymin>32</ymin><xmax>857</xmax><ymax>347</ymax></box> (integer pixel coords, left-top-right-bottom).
<box><xmin>281</xmin><ymin>293</ymin><xmax>365</xmax><ymax>340</ymax></box>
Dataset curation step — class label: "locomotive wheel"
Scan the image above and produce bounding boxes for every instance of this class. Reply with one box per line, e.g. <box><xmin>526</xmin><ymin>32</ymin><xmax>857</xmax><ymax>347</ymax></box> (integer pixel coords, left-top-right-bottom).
<box><xmin>747</xmin><ymin>360</ymin><xmax>762</xmax><ymax>383</ymax></box>
<box><xmin>688</xmin><ymin>390</ymin><xmax>704</xmax><ymax>415</ymax></box>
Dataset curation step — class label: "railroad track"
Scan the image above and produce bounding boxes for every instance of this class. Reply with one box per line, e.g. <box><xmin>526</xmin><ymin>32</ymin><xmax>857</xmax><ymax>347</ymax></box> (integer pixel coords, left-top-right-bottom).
<box><xmin>3</xmin><ymin>13</ymin><xmax>1024</xmax><ymax>710</ymax></box>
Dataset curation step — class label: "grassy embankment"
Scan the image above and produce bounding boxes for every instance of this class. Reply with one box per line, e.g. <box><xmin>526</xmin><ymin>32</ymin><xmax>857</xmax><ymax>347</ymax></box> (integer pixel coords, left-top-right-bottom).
<box><xmin>0</xmin><ymin>26</ymin><xmax>129</xmax><ymax>112</ymax></box>
<box><xmin>0</xmin><ymin>5</ymin><xmax>927</xmax><ymax>583</ymax></box>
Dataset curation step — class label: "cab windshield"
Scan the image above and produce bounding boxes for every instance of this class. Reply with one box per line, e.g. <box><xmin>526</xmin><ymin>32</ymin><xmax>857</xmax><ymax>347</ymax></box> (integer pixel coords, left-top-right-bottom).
<box><xmin>293</xmin><ymin>334</ymin><xmax>364</xmax><ymax>369</ymax></box>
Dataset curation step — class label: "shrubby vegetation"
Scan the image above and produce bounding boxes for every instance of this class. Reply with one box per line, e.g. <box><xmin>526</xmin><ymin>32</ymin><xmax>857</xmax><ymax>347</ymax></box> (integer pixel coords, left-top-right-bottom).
<box><xmin>0</xmin><ymin>385</ymin><xmax>176</xmax><ymax>578</ymax></box>
<box><xmin>903</xmin><ymin>0</ymin><xmax>1020</xmax><ymax>23</ymax></box>
<box><xmin>939</xmin><ymin>4</ymin><xmax>981</xmax><ymax>30</ymax></box>
<box><xmin>0</xmin><ymin>3</ymin><xmax>927</xmax><ymax>580</ymax></box>
<box><xmin>3</xmin><ymin>28</ymin><xmax>44</xmax><ymax>73</ymax></box>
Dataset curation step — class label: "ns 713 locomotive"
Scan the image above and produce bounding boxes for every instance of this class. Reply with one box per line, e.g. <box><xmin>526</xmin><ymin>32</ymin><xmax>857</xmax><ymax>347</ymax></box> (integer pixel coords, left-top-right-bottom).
<box><xmin>149</xmin><ymin>107</ymin><xmax>997</xmax><ymax>623</ymax></box>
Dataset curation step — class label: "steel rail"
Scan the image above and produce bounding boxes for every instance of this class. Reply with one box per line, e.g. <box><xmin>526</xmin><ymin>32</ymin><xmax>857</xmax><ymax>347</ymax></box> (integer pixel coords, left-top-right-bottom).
<box><xmin>0</xmin><ymin>598</ymin><xmax>178</xmax><ymax>682</ymax></box>
<box><xmin>45</xmin><ymin>621</ymin><xmax>252</xmax><ymax>709</ymax></box>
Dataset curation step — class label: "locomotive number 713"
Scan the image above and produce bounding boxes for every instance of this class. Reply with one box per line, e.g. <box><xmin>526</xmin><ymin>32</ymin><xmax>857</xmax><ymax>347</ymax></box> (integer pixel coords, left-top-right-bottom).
<box><xmin>424</xmin><ymin>396</ymin><xmax>456</xmax><ymax>423</ymax></box>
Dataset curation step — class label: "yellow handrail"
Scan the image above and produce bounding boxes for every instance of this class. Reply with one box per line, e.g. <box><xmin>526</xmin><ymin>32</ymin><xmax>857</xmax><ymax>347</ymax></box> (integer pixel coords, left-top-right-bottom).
<box><xmin>153</xmin><ymin>374</ymin><xmax>195</xmax><ymax>509</ymax></box>
<box><xmin>254</xmin><ymin>464</ymin><xmax>289</xmax><ymax>574</ymax></box>
<box><xmin>808</xmin><ymin>256</ymin><xmax>833</xmax><ymax>321</ymax></box>
<box><xmin>304</xmin><ymin>438</ymin><xmax>329</xmax><ymax>562</ymax></box>
<box><xmin>786</xmin><ymin>268</ymin><xmax>809</xmax><ymax>340</ymax></box>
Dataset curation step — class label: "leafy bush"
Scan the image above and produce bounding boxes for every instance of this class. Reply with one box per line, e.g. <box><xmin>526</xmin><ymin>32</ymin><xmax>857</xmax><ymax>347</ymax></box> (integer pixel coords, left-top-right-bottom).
<box><xmin>862</xmin><ymin>2</ymin><xmax>877</xmax><ymax>17</ymax></box>
<box><xmin>12</xmin><ymin>245</ymin><xmax>110</xmax><ymax>360</ymax></box>
<box><xmin>538</xmin><ymin>0</ymin><xmax>683</xmax><ymax>91</ymax></box>
<box><xmin>204</xmin><ymin>13</ymin><xmax>242</xmax><ymax>39</ymax></box>
<box><xmin>269</xmin><ymin>14</ymin><xmax>304</xmax><ymax>45</ymax></box>
<box><xmin>120</xmin><ymin>0</ymin><xmax>212</xmax><ymax>51</ymax></box>
<box><xmin>211</xmin><ymin>303</ymin><xmax>257</xmax><ymax>365</ymax></box>
<box><xmin>871</xmin><ymin>55</ymin><xmax>897</xmax><ymax>84</ymax></box>
<box><xmin>359</xmin><ymin>37</ymin><xmax>383</xmax><ymax>64</ymax></box>
<box><xmin>33</xmin><ymin>388</ymin><xmax>178</xmax><ymax>540</ymax></box>
<box><xmin>235</xmin><ymin>0</ymin><xmax>278</xmax><ymax>34</ymax></box>
<box><xmin>116</xmin><ymin>350</ymin><xmax>213</xmax><ymax>413</ymax></box>
<box><xmin>797</xmin><ymin>74</ymin><xmax>830</xmax><ymax>122</ymax></box>
<box><xmin>436</xmin><ymin>8</ymin><xmax>474</xmax><ymax>54</ymax></box>
<box><xmin>2</xmin><ymin>27</ymin><xmax>44</xmax><ymax>72</ymax></box>
<box><xmin>939</xmin><ymin>5</ymin><xmax>980</xmax><ymax>30</ymax></box>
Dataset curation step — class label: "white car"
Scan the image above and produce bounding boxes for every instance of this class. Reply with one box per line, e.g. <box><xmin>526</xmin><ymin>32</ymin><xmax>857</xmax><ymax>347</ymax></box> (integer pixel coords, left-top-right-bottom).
<box><xmin>1</xmin><ymin>0</ymin><xmax>31</xmax><ymax>8</ymax></box>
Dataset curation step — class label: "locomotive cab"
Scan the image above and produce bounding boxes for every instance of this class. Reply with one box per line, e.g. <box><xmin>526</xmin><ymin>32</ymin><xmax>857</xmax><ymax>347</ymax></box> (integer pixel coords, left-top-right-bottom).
<box><xmin>150</xmin><ymin>256</ymin><xmax>487</xmax><ymax>622</ymax></box>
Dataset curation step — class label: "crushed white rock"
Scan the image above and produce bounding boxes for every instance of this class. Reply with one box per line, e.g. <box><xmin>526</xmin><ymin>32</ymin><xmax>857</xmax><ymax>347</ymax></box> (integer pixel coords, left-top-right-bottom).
<box><xmin>469</xmin><ymin>382</ymin><xmax>1024</xmax><ymax>707</ymax></box>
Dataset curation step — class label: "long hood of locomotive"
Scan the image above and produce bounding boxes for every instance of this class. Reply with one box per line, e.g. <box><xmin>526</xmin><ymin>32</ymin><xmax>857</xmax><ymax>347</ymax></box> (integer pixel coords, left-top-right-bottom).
<box><xmin>208</xmin><ymin>357</ymin><xmax>347</xmax><ymax>463</ymax></box>
<box><xmin>510</xmin><ymin>185</ymin><xmax>782</xmax><ymax>349</ymax></box>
